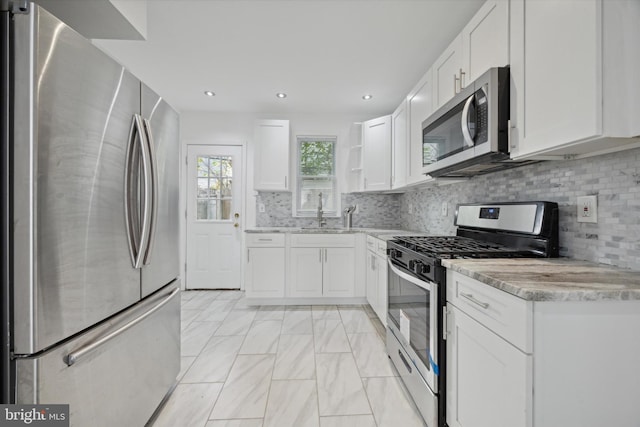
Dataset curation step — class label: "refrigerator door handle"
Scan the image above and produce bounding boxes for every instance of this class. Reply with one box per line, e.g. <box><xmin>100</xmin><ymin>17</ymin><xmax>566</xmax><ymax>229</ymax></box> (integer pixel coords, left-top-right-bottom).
<box><xmin>65</xmin><ymin>286</ymin><xmax>179</xmax><ymax>366</ymax></box>
<box><xmin>125</xmin><ymin>115</ymin><xmax>147</xmax><ymax>268</ymax></box>
<box><xmin>141</xmin><ymin>118</ymin><xmax>158</xmax><ymax>265</ymax></box>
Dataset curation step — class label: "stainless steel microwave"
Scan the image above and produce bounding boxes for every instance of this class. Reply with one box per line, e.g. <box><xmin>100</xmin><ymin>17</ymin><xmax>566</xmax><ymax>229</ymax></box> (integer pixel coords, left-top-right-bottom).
<box><xmin>421</xmin><ymin>67</ymin><xmax>530</xmax><ymax>178</ymax></box>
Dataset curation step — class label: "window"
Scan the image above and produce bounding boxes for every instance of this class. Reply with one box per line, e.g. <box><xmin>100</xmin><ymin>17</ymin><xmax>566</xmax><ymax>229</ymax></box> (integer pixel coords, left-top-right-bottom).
<box><xmin>196</xmin><ymin>155</ymin><xmax>233</xmax><ymax>220</ymax></box>
<box><xmin>296</xmin><ymin>136</ymin><xmax>338</xmax><ymax>217</ymax></box>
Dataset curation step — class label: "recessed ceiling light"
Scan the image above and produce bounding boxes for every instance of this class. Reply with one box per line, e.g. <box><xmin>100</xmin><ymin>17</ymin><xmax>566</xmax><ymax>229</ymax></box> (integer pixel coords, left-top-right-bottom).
<box><xmin>276</xmin><ymin>93</ymin><xmax>287</xmax><ymax>99</ymax></box>
<box><xmin>362</xmin><ymin>94</ymin><xmax>373</xmax><ymax>100</ymax></box>
<box><xmin>204</xmin><ymin>90</ymin><xmax>215</xmax><ymax>97</ymax></box>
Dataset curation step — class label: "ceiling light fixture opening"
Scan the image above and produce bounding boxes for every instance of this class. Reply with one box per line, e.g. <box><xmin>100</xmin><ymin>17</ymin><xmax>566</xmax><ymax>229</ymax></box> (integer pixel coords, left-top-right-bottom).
<box><xmin>276</xmin><ymin>93</ymin><xmax>287</xmax><ymax>99</ymax></box>
<box><xmin>204</xmin><ymin>91</ymin><xmax>215</xmax><ymax>97</ymax></box>
<box><xmin>362</xmin><ymin>94</ymin><xmax>373</xmax><ymax>100</ymax></box>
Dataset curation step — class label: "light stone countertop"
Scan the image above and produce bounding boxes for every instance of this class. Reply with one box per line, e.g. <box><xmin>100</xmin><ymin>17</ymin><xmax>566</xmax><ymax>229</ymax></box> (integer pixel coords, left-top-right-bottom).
<box><xmin>442</xmin><ymin>258</ymin><xmax>640</xmax><ymax>302</ymax></box>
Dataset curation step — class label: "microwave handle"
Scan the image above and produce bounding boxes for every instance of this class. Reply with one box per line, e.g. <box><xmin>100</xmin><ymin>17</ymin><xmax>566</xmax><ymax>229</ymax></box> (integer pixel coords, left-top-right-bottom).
<box><xmin>461</xmin><ymin>94</ymin><xmax>476</xmax><ymax>148</ymax></box>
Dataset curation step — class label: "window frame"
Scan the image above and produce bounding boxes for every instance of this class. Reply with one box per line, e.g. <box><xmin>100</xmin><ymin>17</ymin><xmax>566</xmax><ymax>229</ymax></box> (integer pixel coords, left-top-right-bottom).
<box><xmin>294</xmin><ymin>135</ymin><xmax>339</xmax><ymax>218</ymax></box>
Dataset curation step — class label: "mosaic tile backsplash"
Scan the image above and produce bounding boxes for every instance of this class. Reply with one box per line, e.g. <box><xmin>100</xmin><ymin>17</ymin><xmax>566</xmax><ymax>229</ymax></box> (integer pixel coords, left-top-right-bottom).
<box><xmin>256</xmin><ymin>146</ymin><xmax>640</xmax><ymax>271</ymax></box>
<box><xmin>256</xmin><ymin>192</ymin><xmax>403</xmax><ymax>229</ymax></box>
<box><xmin>399</xmin><ymin>147</ymin><xmax>640</xmax><ymax>271</ymax></box>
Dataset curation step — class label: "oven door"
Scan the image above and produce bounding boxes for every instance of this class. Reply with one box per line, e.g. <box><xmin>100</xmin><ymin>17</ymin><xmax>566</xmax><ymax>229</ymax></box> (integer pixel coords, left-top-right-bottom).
<box><xmin>387</xmin><ymin>260</ymin><xmax>439</xmax><ymax>393</ymax></box>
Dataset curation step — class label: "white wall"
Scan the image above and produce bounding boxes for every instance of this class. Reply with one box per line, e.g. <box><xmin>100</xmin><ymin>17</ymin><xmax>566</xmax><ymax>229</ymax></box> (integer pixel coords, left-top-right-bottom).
<box><xmin>179</xmin><ymin>111</ymin><xmax>371</xmax><ymax>288</ymax></box>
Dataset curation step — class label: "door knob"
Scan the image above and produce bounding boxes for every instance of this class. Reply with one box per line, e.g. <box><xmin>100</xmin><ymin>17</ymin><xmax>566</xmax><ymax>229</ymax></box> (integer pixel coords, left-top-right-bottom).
<box><xmin>234</xmin><ymin>212</ymin><xmax>240</xmax><ymax>218</ymax></box>
<box><xmin>234</xmin><ymin>223</ymin><xmax>239</xmax><ymax>228</ymax></box>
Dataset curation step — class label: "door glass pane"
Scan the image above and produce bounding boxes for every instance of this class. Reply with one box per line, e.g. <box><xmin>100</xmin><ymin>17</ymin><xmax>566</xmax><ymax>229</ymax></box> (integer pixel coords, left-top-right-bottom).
<box><xmin>195</xmin><ymin>155</ymin><xmax>234</xmax><ymax>221</ymax></box>
<box><xmin>197</xmin><ymin>157</ymin><xmax>210</xmax><ymax>177</ymax></box>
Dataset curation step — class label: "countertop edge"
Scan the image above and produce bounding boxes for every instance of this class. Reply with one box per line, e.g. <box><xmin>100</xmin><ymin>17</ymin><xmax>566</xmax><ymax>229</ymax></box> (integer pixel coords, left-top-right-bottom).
<box><xmin>443</xmin><ymin>260</ymin><xmax>640</xmax><ymax>302</ymax></box>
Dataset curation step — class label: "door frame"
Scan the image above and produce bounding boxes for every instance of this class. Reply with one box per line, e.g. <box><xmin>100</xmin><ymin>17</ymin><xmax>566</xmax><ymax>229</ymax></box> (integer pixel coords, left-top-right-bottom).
<box><xmin>180</xmin><ymin>141</ymin><xmax>247</xmax><ymax>291</ymax></box>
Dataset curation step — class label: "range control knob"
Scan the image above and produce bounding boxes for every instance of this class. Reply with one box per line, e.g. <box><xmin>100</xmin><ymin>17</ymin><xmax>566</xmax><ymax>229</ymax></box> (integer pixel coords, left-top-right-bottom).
<box><xmin>388</xmin><ymin>249</ymin><xmax>401</xmax><ymax>259</ymax></box>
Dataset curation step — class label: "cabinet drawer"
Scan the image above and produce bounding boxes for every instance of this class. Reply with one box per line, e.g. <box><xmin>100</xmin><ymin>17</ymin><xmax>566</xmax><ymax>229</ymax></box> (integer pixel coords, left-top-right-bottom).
<box><xmin>291</xmin><ymin>233</ymin><xmax>355</xmax><ymax>247</ymax></box>
<box><xmin>376</xmin><ymin>240</ymin><xmax>387</xmax><ymax>257</ymax></box>
<box><xmin>447</xmin><ymin>270</ymin><xmax>532</xmax><ymax>352</ymax></box>
<box><xmin>246</xmin><ymin>233</ymin><xmax>285</xmax><ymax>247</ymax></box>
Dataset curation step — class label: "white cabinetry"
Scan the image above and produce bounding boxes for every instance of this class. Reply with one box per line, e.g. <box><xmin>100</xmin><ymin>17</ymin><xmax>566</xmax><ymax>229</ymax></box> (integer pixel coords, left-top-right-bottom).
<box><xmin>245</xmin><ymin>234</ymin><xmax>286</xmax><ymax>298</ymax></box>
<box><xmin>460</xmin><ymin>0</ymin><xmax>509</xmax><ymax>85</ymax></box>
<box><xmin>432</xmin><ymin>34</ymin><xmax>463</xmax><ymax>111</ymax></box>
<box><xmin>510</xmin><ymin>0</ymin><xmax>640</xmax><ymax>160</ymax></box>
<box><xmin>288</xmin><ymin>234</ymin><xmax>355</xmax><ymax>298</ymax></box>
<box><xmin>406</xmin><ymin>69</ymin><xmax>435</xmax><ymax>186</ymax></box>
<box><xmin>391</xmin><ymin>101</ymin><xmax>408</xmax><ymax>189</ymax></box>
<box><xmin>362</xmin><ymin>115</ymin><xmax>391</xmax><ymax>192</ymax></box>
<box><xmin>253</xmin><ymin>119</ymin><xmax>290</xmax><ymax>191</ymax></box>
<box><xmin>433</xmin><ymin>0</ymin><xmax>509</xmax><ymax>111</ymax></box>
<box><xmin>446</xmin><ymin>270</ymin><xmax>640</xmax><ymax>427</ymax></box>
<box><xmin>365</xmin><ymin>236</ymin><xmax>387</xmax><ymax>324</ymax></box>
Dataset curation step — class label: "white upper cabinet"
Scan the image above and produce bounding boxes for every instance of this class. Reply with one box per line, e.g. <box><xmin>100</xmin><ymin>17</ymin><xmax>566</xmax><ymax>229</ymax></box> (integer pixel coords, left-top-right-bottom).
<box><xmin>253</xmin><ymin>119</ymin><xmax>290</xmax><ymax>191</ymax></box>
<box><xmin>461</xmin><ymin>0</ymin><xmax>509</xmax><ymax>84</ymax></box>
<box><xmin>432</xmin><ymin>34</ymin><xmax>463</xmax><ymax>111</ymax></box>
<box><xmin>362</xmin><ymin>115</ymin><xmax>392</xmax><ymax>192</ymax></box>
<box><xmin>407</xmin><ymin>69</ymin><xmax>435</xmax><ymax>186</ymax></box>
<box><xmin>433</xmin><ymin>0</ymin><xmax>509</xmax><ymax>111</ymax></box>
<box><xmin>510</xmin><ymin>0</ymin><xmax>640</xmax><ymax>160</ymax></box>
<box><xmin>391</xmin><ymin>101</ymin><xmax>408</xmax><ymax>189</ymax></box>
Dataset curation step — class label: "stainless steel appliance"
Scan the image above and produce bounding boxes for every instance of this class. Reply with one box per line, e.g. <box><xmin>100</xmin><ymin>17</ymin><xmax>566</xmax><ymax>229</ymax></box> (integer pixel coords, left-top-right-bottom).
<box><xmin>421</xmin><ymin>67</ymin><xmax>536</xmax><ymax>178</ymax></box>
<box><xmin>1</xmin><ymin>3</ymin><xmax>181</xmax><ymax>425</ymax></box>
<box><xmin>387</xmin><ymin>201</ymin><xmax>559</xmax><ymax>427</ymax></box>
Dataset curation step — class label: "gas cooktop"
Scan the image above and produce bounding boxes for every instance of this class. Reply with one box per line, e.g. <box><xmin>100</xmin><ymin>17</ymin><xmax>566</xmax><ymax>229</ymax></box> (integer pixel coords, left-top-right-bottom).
<box><xmin>390</xmin><ymin>235</ymin><xmax>531</xmax><ymax>259</ymax></box>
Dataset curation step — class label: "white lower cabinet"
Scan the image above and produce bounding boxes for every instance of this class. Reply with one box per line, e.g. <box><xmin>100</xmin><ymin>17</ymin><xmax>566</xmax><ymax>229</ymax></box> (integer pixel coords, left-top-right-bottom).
<box><xmin>288</xmin><ymin>234</ymin><xmax>356</xmax><ymax>298</ymax></box>
<box><xmin>446</xmin><ymin>270</ymin><xmax>640</xmax><ymax>427</ymax></box>
<box><xmin>446</xmin><ymin>305</ymin><xmax>531</xmax><ymax>427</ymax></box>
<box><xmin>245</xmin><ymin>234</ymin><xmax>286</xmax><ymax>298</ymax></box>
<box><xmin>288</xmin><ymin>248</ymin><xmax>324</xmax><ymax>297</ymax></box>
<box><xmin>365</xmin><ymin>236</ymin><xmax>388</xmax><ymax>324</ymax></box>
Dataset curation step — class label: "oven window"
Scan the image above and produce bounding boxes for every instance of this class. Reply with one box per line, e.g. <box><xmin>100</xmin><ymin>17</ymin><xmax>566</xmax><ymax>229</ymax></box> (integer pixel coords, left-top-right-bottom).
<box><xmin>388</xmin><ymin>269</ymin><xmax>431</xmax><ymax>370</ymax></box>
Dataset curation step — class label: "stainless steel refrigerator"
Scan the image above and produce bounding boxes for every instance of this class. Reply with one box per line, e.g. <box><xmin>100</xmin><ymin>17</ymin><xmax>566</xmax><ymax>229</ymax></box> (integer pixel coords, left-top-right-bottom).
<box><xmin>1</xmin><ymin>3</ymin><xmax>181</xmax><ymax>425</ymax></box>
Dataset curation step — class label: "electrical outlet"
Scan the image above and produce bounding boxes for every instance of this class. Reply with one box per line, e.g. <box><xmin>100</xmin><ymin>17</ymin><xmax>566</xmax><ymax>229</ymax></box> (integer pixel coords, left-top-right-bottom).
<box><xmin>441</xmin><ymin>202</ymin><xmax>448</xmax><ymax>216</ymax></box>
<box><xmin>258</xmin><ymin>203</ymin><xmax>266</xmax><ymax>213</ymax></box>
<box><xmin>577</xmin><ymin>195</ymin><xmax>597</xmax><ymax>223</ymax></box>
<box><xmin>408</xmin><ymin>203</ymin><xmax>413</xmax><ymax>214</ymax></box>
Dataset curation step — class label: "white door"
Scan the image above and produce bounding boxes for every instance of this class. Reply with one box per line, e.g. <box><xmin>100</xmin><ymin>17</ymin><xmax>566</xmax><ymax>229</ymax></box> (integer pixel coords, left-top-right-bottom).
<box><xmin>186</xmin><ymin>145</ymin><xmax>243</xmax><ymax>289</ymax></box>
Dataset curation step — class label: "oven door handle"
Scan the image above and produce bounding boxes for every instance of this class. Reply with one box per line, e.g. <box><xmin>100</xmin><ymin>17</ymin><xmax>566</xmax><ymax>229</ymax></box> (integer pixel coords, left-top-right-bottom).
<box><xmin>387</xmin><ymin>259</ymin><xmax>434</xmax><ymax>292</ymax></box>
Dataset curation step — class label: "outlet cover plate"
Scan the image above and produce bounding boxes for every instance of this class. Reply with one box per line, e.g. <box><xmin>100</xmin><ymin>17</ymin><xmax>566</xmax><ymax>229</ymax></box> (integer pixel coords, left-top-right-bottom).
<box><xmin>577</xmin><ymin>195</ymin><xmax>597</xmax><ymax>223</ymax></box>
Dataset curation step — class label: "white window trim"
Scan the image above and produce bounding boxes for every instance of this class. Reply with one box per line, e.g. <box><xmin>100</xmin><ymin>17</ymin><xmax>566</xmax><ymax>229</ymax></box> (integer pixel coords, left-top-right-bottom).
<box><xmin>293</xmin><ymin>135</ymin><xmax>340</xmax><ymax>218</ymax></box>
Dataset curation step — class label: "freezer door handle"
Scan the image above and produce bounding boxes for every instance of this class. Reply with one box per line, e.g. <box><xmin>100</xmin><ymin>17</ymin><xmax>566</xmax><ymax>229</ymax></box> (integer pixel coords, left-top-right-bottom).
<box><xmin>141</xmin><ymin>118</ymin><xmax>158</xmax><ymax>265</ymax></box>
<box><xmin>65</xmin><ymin>286</ymin><xmax>179</xmax><ymax>366</ymax></box>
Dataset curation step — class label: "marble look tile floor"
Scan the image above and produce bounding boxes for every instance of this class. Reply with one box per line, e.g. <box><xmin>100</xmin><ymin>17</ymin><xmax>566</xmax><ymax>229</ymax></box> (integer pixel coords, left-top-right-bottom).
<box><xmin>151</xmin><ymin>290</ymin><xmax>426</xmax><ymax>427</ymax></box>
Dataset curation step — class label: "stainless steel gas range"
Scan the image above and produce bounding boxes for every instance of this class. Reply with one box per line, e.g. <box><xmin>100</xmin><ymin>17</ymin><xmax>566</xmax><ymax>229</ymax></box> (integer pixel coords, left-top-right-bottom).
<box><xmin>386</xmin><ymin>202</ymin><xmax>559</xmax><ymax>427</ymax></box>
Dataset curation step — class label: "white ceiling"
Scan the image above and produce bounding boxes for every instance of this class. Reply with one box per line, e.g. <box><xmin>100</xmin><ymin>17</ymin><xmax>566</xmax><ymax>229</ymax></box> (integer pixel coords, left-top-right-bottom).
<box><xmin>94</xmin><ymin>0</ymin><xmax>485</xmax><ymax>116</ymax></box>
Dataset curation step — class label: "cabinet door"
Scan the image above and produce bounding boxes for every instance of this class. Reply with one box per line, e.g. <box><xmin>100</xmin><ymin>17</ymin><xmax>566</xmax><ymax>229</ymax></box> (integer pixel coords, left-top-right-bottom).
<box><xmin>510</xmin><ymin>0</ymin><xmax>601</xmax><ymax>158</ymax></box>
<box><xmin>375</xmin><ymin>254</ymin><xmax>388</xmax><ymax>325</ymax></box>
<box><xmin>288</xmin><ymin>248</ymin><xmax>323</xmax><ymax>297</ymax></box>
<box><xmin>362</xmin><ymin>115</ymin><xmax>391</xmax><ymax>192</ymax></box>
<box><xmin>323</xmin><ymin>248</ymin><xmax>355</xmax><ymax>297</ymax></box>
<box><xmin>446</xmin><ymin>305</ymin><xmax>532</xmax><ymax>427</ymax></box>
<box><xmin>407</xmin><ymin>70</ymin><xmax>435</xmax><ymax>185</ymax></box>
<box><xmin>391</xmin><ymin>101</ymin><xmax>408</xmax><ymax>189</ymax></box>
<box><xmin>246</xmin><ymin>247</ymin><xmax>285</xmax><ymax>298</ymax></box>
<box><xmin>432</xmin><ymin>34</ymin><xmax>463</xmax><ymax>110</ymax></box>
<box><xmin>461</xmin><ymin>0</ymin><xmax>509</xmax><ymax>84</ymax></box>
<box><xmin>365</xmin><ymin>251</ymin><xmax>378</xmax><ymax>310</ymax></box>
<box><xmin>254</xmin><ymin>119</ymin><xmax>290</xmax><ymax>190</ymax></box>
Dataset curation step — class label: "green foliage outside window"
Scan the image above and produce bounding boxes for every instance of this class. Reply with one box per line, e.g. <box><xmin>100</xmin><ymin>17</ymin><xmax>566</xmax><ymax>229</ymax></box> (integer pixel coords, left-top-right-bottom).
<box><xmin>299</xmin><ymin>141</ymin><xmax>334</xmax><ymax>176</ymax></box>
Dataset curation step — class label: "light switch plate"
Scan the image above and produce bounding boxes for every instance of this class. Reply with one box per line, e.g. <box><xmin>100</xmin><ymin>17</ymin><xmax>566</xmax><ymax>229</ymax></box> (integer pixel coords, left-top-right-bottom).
<box><xmin>258</xmin><ymin>203</ymin><xmax>266</xmax><ymax>213</ymax></box>
<box><xmin>441</xmin><ymin>202</ymin><xmax>448</xmax><ymax>216</ymax></box>
<box><xmin>577</xmin><ymin>195</ymin><xmax>597</xmax><ymax>223</ymax></box>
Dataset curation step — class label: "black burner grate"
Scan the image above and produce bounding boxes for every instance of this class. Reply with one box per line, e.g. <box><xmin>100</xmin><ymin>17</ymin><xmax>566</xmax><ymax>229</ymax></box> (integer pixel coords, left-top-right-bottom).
<box><xmin>392</xmin><ymin>236</ymin><xmax>530</xmax><ymax>259</ymax></box>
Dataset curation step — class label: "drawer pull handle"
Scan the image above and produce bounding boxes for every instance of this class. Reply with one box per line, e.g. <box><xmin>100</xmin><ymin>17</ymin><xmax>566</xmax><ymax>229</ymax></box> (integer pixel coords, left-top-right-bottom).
<box><xmin>258</xmin><ymin>238</ymin><xmax>273</xmax><ymax>241</ymax></box>
<box><xmin>398</xmin><ymin>350</ymin><xmax>412</xmax><ymax>374</ymax></box>
<box><xmin>460</xmin><ymin>292</ymin><xmax>490</xmax><ymax>309</ymax></box>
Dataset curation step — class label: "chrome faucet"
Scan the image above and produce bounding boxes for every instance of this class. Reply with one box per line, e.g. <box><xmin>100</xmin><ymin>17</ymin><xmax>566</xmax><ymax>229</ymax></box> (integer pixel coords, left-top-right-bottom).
<box><xmin>317</xmin><ymin>192</ymin><xmax>327</xmax><ymax>227</ymax></box>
